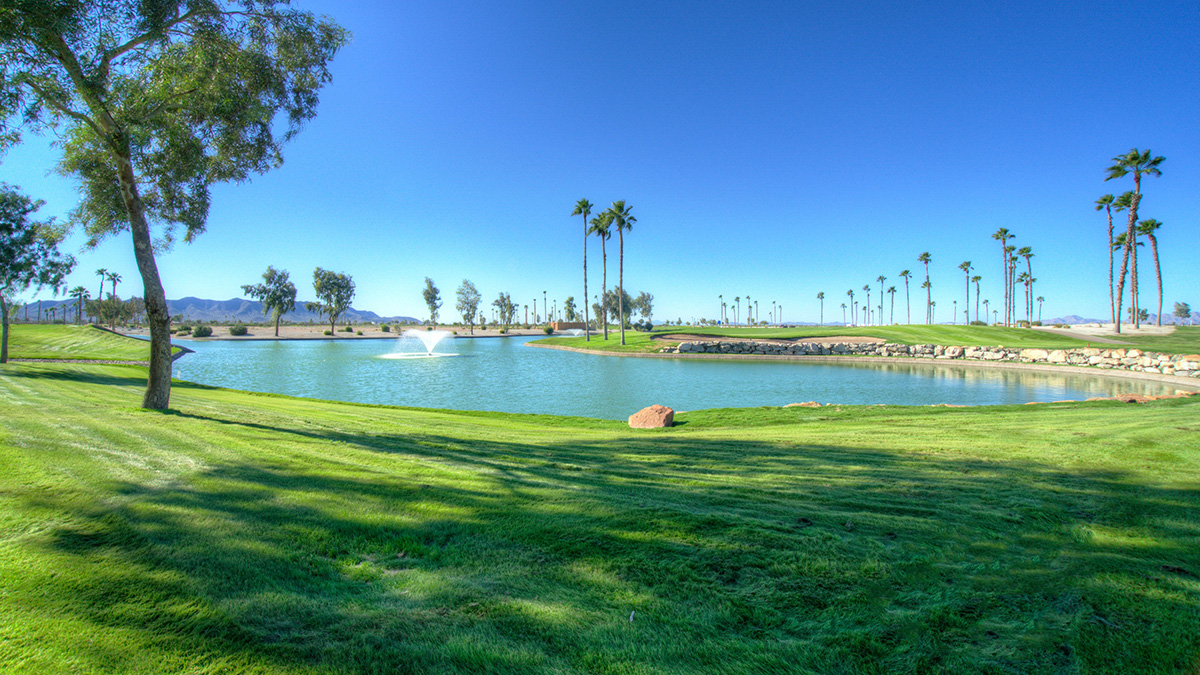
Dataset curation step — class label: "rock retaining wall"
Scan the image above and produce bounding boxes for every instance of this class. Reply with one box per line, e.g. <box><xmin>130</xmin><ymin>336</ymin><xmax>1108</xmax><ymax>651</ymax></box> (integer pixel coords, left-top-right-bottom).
<box><xmin>665</xmin><ymin>340</ymin><xmax>1200</xmax><ymax>378</ymax></box>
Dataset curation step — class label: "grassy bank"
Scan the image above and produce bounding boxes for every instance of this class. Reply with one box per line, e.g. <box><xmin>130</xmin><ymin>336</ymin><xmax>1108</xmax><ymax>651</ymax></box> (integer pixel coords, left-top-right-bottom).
<box><xmin>1</xmin><ymin>358</ymin><xmax>1198</xmax><ymax>673</ymax></box>
<box><xmin>4</xmin><ymin>324</ymin><xmax>182</xmax><ymax>361</ymax></box>
<box><xmin>539</xmin><ymin>325</ymin><xmax>1200</xmax><ymax>356</ymax></box>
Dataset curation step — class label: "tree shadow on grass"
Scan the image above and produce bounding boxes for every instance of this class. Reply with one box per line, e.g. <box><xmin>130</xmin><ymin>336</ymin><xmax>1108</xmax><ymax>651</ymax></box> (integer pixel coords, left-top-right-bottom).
<box><xmin>12</xmin><ymin>410</ymin><xmax>1200</xmax><ymax>674</ymax></box>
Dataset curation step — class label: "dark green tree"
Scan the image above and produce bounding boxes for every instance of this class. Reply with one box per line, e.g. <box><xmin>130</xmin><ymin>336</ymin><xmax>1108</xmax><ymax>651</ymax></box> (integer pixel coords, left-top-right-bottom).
<box><xmin>563</xmin><ymin>296</ymin><xmax>577</xmax><ymax>322</ymax></box>
<box><xmin>455</xmin><ymin>279</ymin><xmax>481</xmax><ymax>334</ymax></box>
<box><xmin>242</xmin><ymin>266</ymin><xmax>297</xmax><ymax>336</ymax></box>
<box><xmin>0</xmin><ymin>1</ymin><xmax>349</xmax><ymax>407</ymax></box>
<box><xmin>0</xmin><ymin>184</ymin><xmax>74</xmax><ymax>362</ymax></box>
<box><xmin>306</xmin><ymin>268</ymin><xmax>354</xmax><ymax>334</ymax></box>
<box><xmin>422</xmin><ymin>277</ymin><xmax>441</xmax><ymax>326</ymax></box>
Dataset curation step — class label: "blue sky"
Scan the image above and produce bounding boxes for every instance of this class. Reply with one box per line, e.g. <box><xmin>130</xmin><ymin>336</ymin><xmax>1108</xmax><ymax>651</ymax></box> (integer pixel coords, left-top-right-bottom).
<box><xmin>4</xmin><ymin>0</ymin><xmax>1198</xmax><ymax>323</ymax></box>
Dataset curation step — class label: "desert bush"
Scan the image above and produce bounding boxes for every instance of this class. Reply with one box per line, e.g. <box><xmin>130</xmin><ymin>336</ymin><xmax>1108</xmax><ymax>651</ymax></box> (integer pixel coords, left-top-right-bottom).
<box><xmin>228</xmin><ymin>325</ymin><xmax>248</xmax><ymax>336</ymax></box>
<box><xmin>543</xmin><ymin>326</ymin><xmax>554</xmax><ymax>334</ymax></box>
<box><xmin>341</xmin><ymin>326</ymin><xmax>353</xmax><ymax>332</ymax></box>
<box><xmin>323</xmin><ymin>329</ymin><xmax>333</xmax><ymax>335</ymax></box>
<box><xmin>380</xmin><ymin>324</ymin><xmax>390</xmax><ymax>333</ymax></box>
<box><xmin>191</xmin><ymin>325</ymin><xmax>213</xmax><ymax>338</ymax></box>
<box><xmin>356</xmin><ymin>330</ymin><xmax>363</xmax><ymax>335</ymax></box>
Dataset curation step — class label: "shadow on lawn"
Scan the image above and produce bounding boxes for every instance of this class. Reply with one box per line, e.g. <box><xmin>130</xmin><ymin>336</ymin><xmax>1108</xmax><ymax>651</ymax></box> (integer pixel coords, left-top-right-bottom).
<box><xmin>9</xmin><ymin>367</ymin><xmax>1200</xmax><ymax>672</ymax></box>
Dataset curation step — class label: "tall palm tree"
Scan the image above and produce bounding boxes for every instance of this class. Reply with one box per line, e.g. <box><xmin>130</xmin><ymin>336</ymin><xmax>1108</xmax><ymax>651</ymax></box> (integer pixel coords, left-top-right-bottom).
<box><xmin>876</xmin><ymin>275</ymin><xmax>886</xmax><ymax>326</ymax></box>
<box><xmin>863</xmin><ymin>284</ymin><xmax>871</xmax><ymax>326</ymax></box>
<box><xmin>983</xmin><ymin>298</ymin><xmax>990</xmax><ymax>323</ymax></box>
<box><xmin>1017</xmin><ymin>247</ymin><xmax>1034</xmax><ymax>324</ymax></box>
<box><xmin>718</xmin><ymin>294</ymin><xmax>724</xmax><ymax>325</ymax></box>
<box><xmin>734</xmin><ymin>296</ymin><xmax>741</xmax><ymax>325</ymax></box>
<box><xmin>747</xmin><ymin>294</ymin><xmax>753</xmax><ymax>324</ymax></box>
<box><xmin>95</xmin><ymin>268</ymin><xmax>108</xmax><ymax>306</ymax></box>
<box><xmin>929</xmin><ymin>300</ymin><xmax>936</xmax><ymax>323</ymax></box>
<box><xmin>106</xmin><ymin>271</ymin><xmax>122</xmax><ymax>299</ymax></box>
<box><xmin>887</xmin><ymin>286</ymin><xmax>896</xmax><ymax>324</ymax></box>
<box><xmin>971</xmin><ymin>275</ymin><xmax>982</xmax><ymax>323</ymax></box>
<box><xmin>846</xmin><ymin>289</ymin><xmax>855</xmax><ymax>325</ymax></box>
<box><xmin>1036</xmin><ymin>296</ymin><xmax>1044</xmax><ymax>324</ymax></box>
<box><xmin>571</xmin><ymin>199</ymin><xmax>593</xmax><ymax>340</ymax></box>
<box><xmin>1095</xmin><ymin>194</ymin><xmax>1117</xmax><ymax>326</ymax></box>
<box><xmin>899</xmin><ymin>270</ymin><xmax>912</xmax><ymax>324</ymax></box>
<box><xmin>840</xmin><ymin>303</ymin><xmax>847</xmax><ymax>326</ymax></box>
<box><xmin>816</xmin><ymin>292</ymin><xmax>824</xmax><ymax>326</ymax></box>
<box><xmin>1105</xmin><ymin>148</ymin><xmax>1164</xmax><ymax>332</ymax></box>
<box><xmin>991</xmin><ymin>229</ymin><xmax>1010</xmax><ymax>325</ymax></box>
<box><xmin>69</xmin><ymin>286</ymin><xmax>90</xmax><ymax>324</ymax></box>
<box><xmin>1111</xmin><ymin>192</ymin><xmax>1133</xmax><ymax>331</ymax></box>
<box><xmin>916</xmin><ymin>252</ymin><xmax>931</xmax><ymax>323</ymax></box>
<box><xmin>956</xmin><ymin>261</ymin><xmax>971</xmax><ymax>326</ymax></box>
<box><xmin>587</xmin><ymin>212</ymin><xmax>613</xmax><ymax>339</ymax></box>
<box><xmin>1017</xmin><ymin>272</ymin><xmax>1030</xmax><ymax>323</ymax></box>
<box><xmin>1136</xmin><ymin>219</ymin><xmax>1164</xmax><ymax>325</ymax></box>
<box><xmin>1007</xmin><ymin>248</ymin><xmax>1018</xmax><ymax>325</ymax></box>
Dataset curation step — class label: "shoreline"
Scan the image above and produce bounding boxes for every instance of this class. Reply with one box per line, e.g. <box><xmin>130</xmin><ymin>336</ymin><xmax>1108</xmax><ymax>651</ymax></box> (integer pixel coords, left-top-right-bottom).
<box><xmin>527</xmin><ymin>341</ymin><xmax>1200</xmax><ymax>392</ymax></box>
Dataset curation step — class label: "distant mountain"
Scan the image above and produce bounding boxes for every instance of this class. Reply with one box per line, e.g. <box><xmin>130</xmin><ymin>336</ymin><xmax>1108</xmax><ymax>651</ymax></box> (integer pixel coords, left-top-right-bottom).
<box><xmin>18</xmin><ymin>296</ymin><xmax>419</xmax><ymax>325</ymax></box>
<box><xmin>1045</xmin><ymin>315</ymin><xmax>1106</xmax><ymax>325</ymax></box>
<box><xmin>1046</xmin><ymin>312</ymin><xmax>1198</xmax><ymax>326</ymax></box>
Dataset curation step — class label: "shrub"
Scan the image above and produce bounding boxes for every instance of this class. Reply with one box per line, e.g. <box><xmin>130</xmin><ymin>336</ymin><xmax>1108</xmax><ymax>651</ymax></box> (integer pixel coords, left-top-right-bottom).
<box><xmin>1032</xmin><ymin>320</ymin><xmax>1042</xmax><ymax>326</ymax></box>
<box><xmin>191</xmin><ymin>325</ymin><xmax>212</xmax><ymax>338</ymax></box>
<box><xmin>380</xmin><ymin>324</ymin><xmax>390</xmax><ymax>333</ymax></box>
<box><xmin>341</xmin><ymin>326</ymin><xmax>353</xmax><ymax>332</ymax></box>
<box><xmin>356</xmin><ymin>330</ymin><xmax>363</xmax><ymax>335</ymax></box>
<box><xmin>323</xmin><ymin>329</ymin><xmax>333</xmax><ymax>335</ymax></box>
<box><xmin>228</xmin><ymin>324</ymin><xmax>248</xmax><ymax>336</ymax></box>
<box><xmin>543</xmin><ymin>326</ymin><xmax>554</xmax><ymax>334</ymax></box>
<box><xmin>498</xmin><ymin>328</ymin><xmax>507</xmax><ymax>334</ymax></box>
<box><xmin>969</xmin><ymin>320</ymin><xmax>987</xmax><ymax>326</ymax></box>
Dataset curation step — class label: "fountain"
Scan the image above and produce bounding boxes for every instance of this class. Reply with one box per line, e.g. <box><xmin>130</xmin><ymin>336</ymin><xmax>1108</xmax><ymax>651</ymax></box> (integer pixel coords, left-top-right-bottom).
<box><xmin>565</xmin><ymin>328</ymin><xmax>585</xmax><ymax>337</ymax></box>
<box><xmin>379</xmin><ymin>329</ymin><xmax>456</xmax><ymax>359</ymax></box>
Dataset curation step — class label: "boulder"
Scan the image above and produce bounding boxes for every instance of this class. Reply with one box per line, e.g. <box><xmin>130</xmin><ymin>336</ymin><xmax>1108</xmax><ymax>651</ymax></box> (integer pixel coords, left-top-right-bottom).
<box><xmin>785</xmin><ymin>401</ymin><xmax>822</xmax><ymax>408</ymax></box>
<box><xmin>628</xmin><ymin>404</ymin><xmax>675</xmax><ymax>428</ymax></box>
<box><xmin>1112</xmin><ymin>393</ymin><xmax>1155</xmax><ymax>404</ymax></box>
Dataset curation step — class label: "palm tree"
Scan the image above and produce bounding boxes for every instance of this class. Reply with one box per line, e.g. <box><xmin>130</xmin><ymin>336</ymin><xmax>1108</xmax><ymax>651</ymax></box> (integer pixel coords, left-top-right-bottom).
<box><xmin>817</xmin><ymin>292</ymin><xmax>824</xmax><ymax>326</ymax></box>
<box><xmin>840</xmin><ymin>303</ymin><xmax>847</xmax><ymax>326</ymax></box>
<box><xmin>754</xmin><ymin>300</ymin><xmax>758</xmax><ymax>325</ymax></box>
<box><xmin>95</xmin><ymin>268</ymin><xmax>108</xmax><ymax>307</ymax></box>
<box><xmin>899</xmin><ymin>270</ymin><xmax>912</xmax><ymax>324</ymax></box>
<box><xmin>587</xmin><ymin>212</ymin><xmax>613</xmax><ymax>339</ymax></box>
<box><xmin>863</xmin><ymin>284</ymin><xmax>871</xmax><ymax>326</ymax></box>
<box><xmin>876</xmin><ymin>275</ymin><xmax>886</xmax><ymax>326</ymax></box>
<box><xmin>69</xmin><ymin>286</ymin><xmax>90</xmax><ymax>324</ymax></box>
<box><xmin>971</xmin><ymin>275</ymin><xmax>982</xmax><ymax>323</ymax></box>
<box><xmin>846</xmin><ymin>289</ymin><xmax>855</xmax><ymax>325</ymax></box>
<box><xmin>1036</xmin><ymin>296</ymin><xmax>1044</xmax><ymax>324</ymax></box>
<box><xmin>929</xmin><ymin>300</ymin><xmax>936</xmax><ymax>323</ymax></box>
<box><xmin>1017</xmin><ymin>272</ymin><xmax>1030</xmax><ymax>323</ymax></box>
<box><xmin>1136</xmin><ymin>219</ymin><xmax>1164</xmax><ymax>325</ymax></box>
<box><xmin>1007</xmin><ymin>249</ymin><xmax>1018</xmax><ymax>325</ymax></box>
<box><xmin>734</xmin><ymin>296</ymin><xmax>741</xmax><ymax>325</ymax></box>
<box><xmin>1111</xmin><ymin>192</ymin><xmax>1133</xmax><ymax>331</ymax></box>
<box><xmin>991</xmin><ymin>229</ymin><xmax>1010</xmax><ymax>325</ymax></box>
<box><xmin>983</xmin><ymin>298</ymin><xmax>990</xmax><ymax>323</ymax></box>
<box><xmin>1017</xmin><ymin>247</ymin><xmax>1034</xmax><ymax>324</ymax></box>
<box><xmin>887</xmin><ymin>286</ymin><xmax>896</xmax><ymax>324</ymax></box>
<box><xmin>1095</xmin><ymin>194</ymin><xmax>1117</xmax><ymax>325</ymax></box>
<box><xmin>106</xmin><ymin>271</ymin><xmax>122</xmax><ymax>299</ymax></box>
<box><xmin>917</xmin><ymin>252</ymin><xmax>932</xmax><ymax>323</ymax></box>
<box><xmin>571</xmin><ymin>199</ymin><xmax>593</xmax><ymax>340</ymax></box>
<box><xmin>718</xmin><ymin>294</ymin><xmax>724</xmax><ymax>325</ymax></box>
<box><xmin>958</xmin><ymin>261</ymin><xmax>972</xmax><ymax>326</ymax></box>
<box><xmin>1105</xmin><ymin>148</ymin><xmax>1164</xmax><ymax>332</ymax></box>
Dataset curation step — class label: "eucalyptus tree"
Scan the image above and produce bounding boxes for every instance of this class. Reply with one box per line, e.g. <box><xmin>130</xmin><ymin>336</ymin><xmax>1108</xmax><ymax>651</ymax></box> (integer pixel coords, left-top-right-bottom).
<box><xmin>1</xmin><ymin>184</ymin><xmax>74</xmax><ymax>362</ymax></box>
<box><xmin>564</xmin><ymin>296</ymin><xmax>577</xmax><ymax>322</ymax></box>
<box><xmin>0</xmin><ymin>1</ymin><xmax>349</xmax><ymax>408</ymax></box>
<box><xmin>958</xmin><ymin>261</ymin><xmax>972</xmax><ymax>325</ymax></box>
<box><xmin>899</xmin><ymin>269</ymin><xmax>911</xmax><ymax>324</ymax></box>
<box><xmin>242</xmin><ymin>266</ymin><xmax>296</xmax><ymax>336</ymax></box>
<box><xmin>971</xmin><ymin>275</ymin><xmax>982</xmax><ymax>322</ymax></box>
<box><xmin>917</xmin><ymin>252</ymin><xmax>932</xmax><ymax>323</ymax></box>
<box><xmin>422</xmin><ymin>277</ymin><xmax>441</xmax><ymax>326</ymax></box>
<box><xmin>69</xmin><ymin>285</ymin><xmax>89</xmax><ymax>323</ymax></box>
<box><xmin>587</xmin><ymin>212</ymin><xmax>612</xmax><ymax>338</ymax></box>
<box><xmin>1095</xmin><ymin>194</ymin><xmax>1117</xmax><ymax>324</ymax></box>
<box><xmin>572</xmin><ymin>199</ymin><xmax>593</xmax><ymax>340</ymax></box>
<box><xmin>816</xmin><ymin>291</ymin><xmax>824</xmax><ymax>326</ymax></box>
<box><xmin>307</xmin><ymin>268</ymin><xmax>355</xmax><ymax>334</ymax></box>
<box><xmin>1174</xmin><ymin>302</ymin><xmax>1192</xmax><ymax>325</ymax></box>
<box><xmin>1105</xmin><ymin>149</ymin><xmax>1164</xmax><ymax>332</ymax></box>
<box><xmin>1136</xmin><ymin>219</ymin><xmax>1164</xmax><ymax>325</ymax></box>
<box><xmin>887</xmin><ymin>286</ymin><xmax>896</xmax><ymax>324</ymax></box>
<box><xmin>455</xmin><ymin>279</ymin><xmax>481</xmax><ymax>334</ymax></box>
<box><xmin>991</xmin><ymin>229</ymin><xmax>1011</xmax><ymax>325</ymax></box>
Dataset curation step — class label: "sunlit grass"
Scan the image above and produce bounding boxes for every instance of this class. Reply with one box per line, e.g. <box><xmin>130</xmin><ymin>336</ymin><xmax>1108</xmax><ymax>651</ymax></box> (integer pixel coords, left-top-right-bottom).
<box><xmin>2</xmin><ymin>360</ymin><xmax>1198</xmax><ymax>673</ymax></box>
<box><xmin>4</xmin><ymin>324</ymin><xmax>182</xmax><ymax>361</ymax></box>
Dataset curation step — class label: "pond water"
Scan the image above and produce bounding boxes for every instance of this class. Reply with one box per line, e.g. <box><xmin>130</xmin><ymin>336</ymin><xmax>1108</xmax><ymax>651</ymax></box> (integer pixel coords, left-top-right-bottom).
<box><xmin>170</xmin><ymin>335</ymin><xmax>1178</xmax><ymax>420</ymax></box>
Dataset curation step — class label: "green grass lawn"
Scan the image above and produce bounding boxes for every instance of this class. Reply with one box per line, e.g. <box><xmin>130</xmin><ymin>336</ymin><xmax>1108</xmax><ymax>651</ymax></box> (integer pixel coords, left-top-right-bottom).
<box><xmin>4</xmin><ymin>324</ymin><xmax>182</xmax><ymax>361</ymax></box>
<box><xmin>1</xmin><ymin>358</ymin><xmax>1198</xmax><ymax>673</ymax></box>
<box><xmin>540</xmin><ymin>324</ymin><xmax>1200</xmax><ymax>355</ymax></box>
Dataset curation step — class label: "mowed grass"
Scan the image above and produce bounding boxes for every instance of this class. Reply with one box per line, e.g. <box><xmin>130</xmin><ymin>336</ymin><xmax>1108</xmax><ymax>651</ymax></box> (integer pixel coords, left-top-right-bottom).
<box><xmin>2</xmin><ymin>361</ymin><xmax>1199</xmax><ymax>673</ymax></box>
<box><xmin>5</xmin><ymin>324</ymin><xmax>181</xmax><ymax>361</ymax></box>
<box><xmin>540</xmin><ymin>324</ymin><xmax>1200</xmax><ymax>355</ymax></box>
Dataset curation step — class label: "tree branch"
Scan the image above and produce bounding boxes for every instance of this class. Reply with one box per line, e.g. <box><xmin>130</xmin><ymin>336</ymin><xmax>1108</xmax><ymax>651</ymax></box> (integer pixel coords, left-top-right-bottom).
<box><xmin>21</xmin><ymin>79</ymin><xmax>104</xmax><ymax>137</ymax></box>
<box><xmin>101</xmin><ymin>7</ymin><xmax>202</xmax><ymax>75</ymax></box>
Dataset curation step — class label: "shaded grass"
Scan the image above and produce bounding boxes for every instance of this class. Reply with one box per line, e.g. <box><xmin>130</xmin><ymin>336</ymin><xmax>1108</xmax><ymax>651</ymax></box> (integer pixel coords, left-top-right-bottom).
<box><xmin>540</xmin><ymin>324</ymin><xmax>1200</xmax><ymax>355</ymax></box>
<box><xmin>4</xmin><ymin>324</ymin><xmax>182</xmax><ymax>361</ymax></box>
<box><xmin>2</xmin><ymin>362</ymin><xmax>1198</xmax><ymax>672</ymax></box>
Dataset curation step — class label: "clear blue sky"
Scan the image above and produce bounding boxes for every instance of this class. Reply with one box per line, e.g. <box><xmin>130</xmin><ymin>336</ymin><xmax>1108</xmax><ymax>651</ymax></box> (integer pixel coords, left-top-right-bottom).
<box><xmin>5</xmin><ymin>0</ymin><xmax>1198</xmax><ymax>323</ymax></box>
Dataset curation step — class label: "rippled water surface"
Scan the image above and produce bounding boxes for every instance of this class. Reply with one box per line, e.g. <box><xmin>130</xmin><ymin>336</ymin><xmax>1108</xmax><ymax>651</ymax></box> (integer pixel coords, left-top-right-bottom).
<box><xmin>173</xmin><ymin>335</ymin><xmax>1178</xmax><ymax>420</ymax></box>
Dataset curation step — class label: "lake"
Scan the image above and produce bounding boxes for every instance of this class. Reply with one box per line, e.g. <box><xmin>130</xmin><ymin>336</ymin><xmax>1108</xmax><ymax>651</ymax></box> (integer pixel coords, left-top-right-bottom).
<box><xmin>170</xmin><ymin>334</ymin><xmax>1178</xmax><ymax>419</ymax></box>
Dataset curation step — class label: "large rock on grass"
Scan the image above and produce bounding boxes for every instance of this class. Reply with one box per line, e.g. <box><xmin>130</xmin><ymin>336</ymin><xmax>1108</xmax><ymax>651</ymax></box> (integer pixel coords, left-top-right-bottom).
<box><xmin>629</xmin><ymin>405</ymin><xmax>674</xmax><ymax>428</ymax></box>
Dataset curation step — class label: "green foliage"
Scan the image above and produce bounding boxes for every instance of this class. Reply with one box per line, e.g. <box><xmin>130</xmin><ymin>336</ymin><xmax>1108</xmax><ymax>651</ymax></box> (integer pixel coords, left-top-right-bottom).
<box><xmin>241</xmin><ymin>266</ymin><xmax>297</xmax><ymax>332</ymax></box>
<box><xmin>228</xmin><ymin>324</ymin><xmax>248</xmax><ymax>336</ymax></box>
<box><xmin>380</xmin><ymin>324</ymin><xmax>390</xmax><ymax>333</ymax></box>
<box><xmin>191</xmin><ymin>325</ymin><xmax>212</xmax><ymax>338</ymax></box>
<box><xmin>455</xmin><ymin>279</ymin><xmax>481</xmax><ymax>333</ymax></box>
<box><xmin>305</xmin><ymin>268</ymin><xmax>355</xmax><ymax>331</ymax></box>
<box><xmin>323</xmin><ymin>330</ymin><xmax>333</xmax><ymax>336</ymax></box>
<box><xmin>492</xmin><ymin>292</ymin><xmax>517</xmax><ymax>329</ymax></box>
<box><xmin>423</xmin><ymin>277</ymin><xmax>442</xmax><ymax>325</ymax></box>
<box><xmin>1</xmin><ymin>184</ymin><xmax>75</xmax><ymax>361</ymax></box>
<box><xmin>542</xmin><ymin>325</ymin><xmax>554</xmax><ymax>334</ymax></box>
<box><xmin>341</xmin><ymin>326</ymin><xmax>353</xmax><ymax>332</ymax></box>
<box><xmin>356</xmin><ymin>330</ymin><xmax>362</xmax><ymax>335</ymax></box>
<box><xmin>4</xmin><ymin>324</ymin><xmax>179</xmax><ymax>360</ymax></box>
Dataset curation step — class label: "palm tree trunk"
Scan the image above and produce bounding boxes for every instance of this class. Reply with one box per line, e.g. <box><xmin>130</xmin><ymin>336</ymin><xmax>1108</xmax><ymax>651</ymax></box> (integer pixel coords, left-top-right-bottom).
<box><xmin>600</xmin><ymin>237</ymin><xmax>608</xmax><ymax>340</ymax></box>
<box><xmin>1150</xmin><ymin>235</ymin><xmax>1162</xmax><ymax>326</ymax></box>
<box><xmin>583</xmin><ymin>224</ymin><xmax>589</xmax><ymax>341</ymax></box>
<box><xmin>1106</xmin><ymin>207</ymin><xmax>1115</xmax><ymax>326</ymax></box>
<box><xmin>619</xmin><ymin>229</ymin><xmax>626</xmax><ymax>346</ymax></box>
<box><xmin>904</xmin><ymin>279</ymin><xmax>910</xmax><ymax>324</ymax></box>
<box><xmin>1114</xmin><ymin>238</ymin><xmax>1131</xmax><ymax>334</ymax></box>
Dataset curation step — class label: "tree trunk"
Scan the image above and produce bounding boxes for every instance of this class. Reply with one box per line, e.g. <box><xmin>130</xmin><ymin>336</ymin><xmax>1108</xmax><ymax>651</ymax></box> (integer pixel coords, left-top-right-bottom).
<box><xmin>274</xmin><ymin>313</ymin><xmax>281</xmax><ymax>337</ymax></box>
<box><xmin>1107</xmin><ymin>207</ymin><xmax>1115</xmax><ymax>326</ymax></box>
<box><xmin>583</xmin><ymin>221</ymin><xmax>589</xmax><ymax>341</ymax></box>
<box><xmin>618</xmin><ymin>229</ymin><xmax>625</xmax><ymax>346</ymax></box>
<box><xmin>600</xmin><ymin>237</ymin><xmax>608</xmax><ymax>340</ymax></box>
<box><xmin>905</xmin><ymin>280</ymin><xmax>910</xmax><ymax>324</ymax></box>
<box><xmin>111</xmin><ymin>141</ymin><xmax>173</xmax><ymax>409</ymax></box>
<box><xmin>1114</xmin><ymin>236</ymin><xmax>1131</xmax><ymax>334</ymax></box>
<box><xmin>1150</xmin><ymin>235</ymin><xmax>1162</xmax><ymax>326</ymax></box>
<box><xmin>1</xmin><ymin>294</ymin><xmax>9</xmax><ymax>363</ymax></box>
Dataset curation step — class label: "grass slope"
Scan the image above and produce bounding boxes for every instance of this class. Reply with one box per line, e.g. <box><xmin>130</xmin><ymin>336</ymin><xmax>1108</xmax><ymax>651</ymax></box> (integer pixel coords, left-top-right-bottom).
<box><xmin>1</xmin><ymin>362</ymin><xmax>1198</xmax><ymax>673</ymax></box>
<box><xmin>5</xmin><ymin>324</ymin><xmax>181</xmax><ymax>361</ymax></box>
<box><xmin>540</xmin><ymin>325</ymin><xmax>1200</xmax><ymax>355</ymax></box>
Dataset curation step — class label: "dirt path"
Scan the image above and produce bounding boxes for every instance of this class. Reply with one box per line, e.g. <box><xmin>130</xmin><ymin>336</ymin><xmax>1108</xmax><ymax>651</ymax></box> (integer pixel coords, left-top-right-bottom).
<box><xmin>655</xmin><ymin>333</ymin><xmax>886</xmax><ymax>345</ymax></box>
